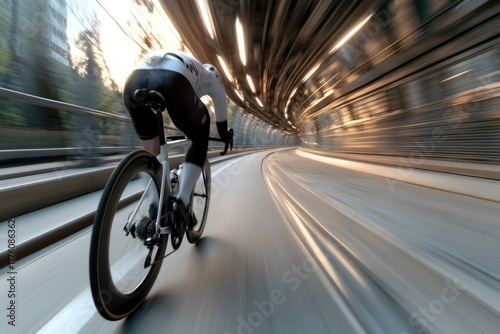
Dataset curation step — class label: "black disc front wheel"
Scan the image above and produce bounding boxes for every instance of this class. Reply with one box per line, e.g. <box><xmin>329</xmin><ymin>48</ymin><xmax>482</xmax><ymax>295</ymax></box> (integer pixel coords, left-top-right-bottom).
<box><xmin>89</xmin><ymin>150</ymin><xmax>167</xmax><ymax>320</ymax></box>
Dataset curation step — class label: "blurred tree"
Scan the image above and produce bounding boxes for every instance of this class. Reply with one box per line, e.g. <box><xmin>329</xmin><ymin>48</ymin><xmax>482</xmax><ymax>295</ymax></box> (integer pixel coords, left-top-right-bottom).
<box><xmin>74</xmin><ymin>28</ymin><xmax>102</xmax><ymax>109</ymax></box>
<box><xmin>0</xmin><ymin>0</ymin><xmax>18</xmax><ymax>126</ymax></box>
<box><xmin>0</xmin><ymin>0</ymin><xmax>12</xmax><ymax>79</ymax></box>
<box><xmin>15</xmin><ymin>0</ymin><xmax>62</xmax><ymax>130</ymax></box>
<box><xmin>71</xmin><ymin>15</ymin><xmax>123</xmax><ymax>137</ymax></box>
<box><xmin>73</xmin><ymin>16</ymin><xmax>120</xmax><ymax>109</ymax></box>
<box><xmin>134</xmin><ymin>0</ymin><xmax>154</xmax><ymax>13</ymax></box>
<box><xmin>129</xmin><ymin>0</ymin><xmax>164</xmax><ymax>59</ymax></box>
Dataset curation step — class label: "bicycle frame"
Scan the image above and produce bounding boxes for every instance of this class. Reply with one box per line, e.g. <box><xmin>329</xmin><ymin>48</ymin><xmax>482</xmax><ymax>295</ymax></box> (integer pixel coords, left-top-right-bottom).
<box><xmin>124</xmin><ymin>138</ymin><xmax>191</xmax><ymax>236</ymax></box>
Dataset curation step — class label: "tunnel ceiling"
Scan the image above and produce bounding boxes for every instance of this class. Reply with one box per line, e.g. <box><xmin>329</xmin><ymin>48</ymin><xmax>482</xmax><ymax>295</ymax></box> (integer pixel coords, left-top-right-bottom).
<box><xmin>159</xmin><ymin>0</ymin><xmax>375</xmax><ymax>133</ymax></box>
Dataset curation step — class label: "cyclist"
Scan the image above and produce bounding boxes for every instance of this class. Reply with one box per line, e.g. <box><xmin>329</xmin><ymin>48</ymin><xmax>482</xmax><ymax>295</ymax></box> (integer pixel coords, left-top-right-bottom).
<box><xmin>123</xmin><ymin>51</ymin><xmax>233</xmax><ymax>235</ymax></box>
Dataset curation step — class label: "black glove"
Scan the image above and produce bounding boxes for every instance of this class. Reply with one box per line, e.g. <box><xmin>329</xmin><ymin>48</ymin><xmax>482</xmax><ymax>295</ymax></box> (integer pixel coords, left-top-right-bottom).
<box><xmin>216</xmin><ymin>121</ymin><xmax>233</xmax><ymax>144</ymax></box>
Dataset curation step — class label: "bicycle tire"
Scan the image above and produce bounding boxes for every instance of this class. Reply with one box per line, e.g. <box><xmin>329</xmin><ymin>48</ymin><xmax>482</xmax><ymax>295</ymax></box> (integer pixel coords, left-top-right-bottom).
<box><xmin>89</xmin><ymin>150</ymin><xmax>168</xmax><ymax>320</ymax></box>
<box><xmin>186</xmin><ymin>159</ymin><xmax>211</xmax><ymax>243</ymax></box>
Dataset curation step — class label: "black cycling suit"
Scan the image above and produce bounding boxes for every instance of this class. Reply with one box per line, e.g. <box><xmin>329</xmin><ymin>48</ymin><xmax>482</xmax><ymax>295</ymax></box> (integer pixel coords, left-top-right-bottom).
<box><xmin>123</xmin><ymin>51</ymin><xmax>228</xmax><ymax>167</ymax></box>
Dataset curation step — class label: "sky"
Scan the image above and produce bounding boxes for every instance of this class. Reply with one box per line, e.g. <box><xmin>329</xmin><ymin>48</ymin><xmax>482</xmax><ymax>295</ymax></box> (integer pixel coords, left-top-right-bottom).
<box><xmin>66</xmin><ymin>0</ymin><xmax>184</xmax><ymax>88</ymax></box>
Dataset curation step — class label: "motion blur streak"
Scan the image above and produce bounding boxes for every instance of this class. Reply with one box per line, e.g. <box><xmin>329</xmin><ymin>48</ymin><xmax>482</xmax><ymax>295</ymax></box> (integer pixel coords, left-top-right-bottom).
<box><xmin>1</xmin><ymin>149</ymin><xmax>499</xmax><ymax>333</ymax></box>
<box><xmin>0</xmin><ymin>0</ymin><xmax>499</xmax><ymax>333</ymax></box>
<box><xmin>262</xmin><ymin>149</ymin><xmax>500</xmax><ymax>334</ymax></box>
<box><xmin>265</xmin><ymin>175</ymin><xmax>368</xmax><ymax>334</ymax></box>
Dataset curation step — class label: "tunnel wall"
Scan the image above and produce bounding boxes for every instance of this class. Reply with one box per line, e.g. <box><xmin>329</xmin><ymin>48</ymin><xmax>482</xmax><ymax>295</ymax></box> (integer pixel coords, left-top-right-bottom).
<box><xmin>300</xmin><ymin>0</ymin><xmax>499</xmax><ymax>164</ymax></box>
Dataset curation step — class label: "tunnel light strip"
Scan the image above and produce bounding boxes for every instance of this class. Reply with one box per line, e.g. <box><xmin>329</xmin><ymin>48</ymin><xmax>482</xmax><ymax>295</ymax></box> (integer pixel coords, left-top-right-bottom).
<box><xmin>329</xmin><ymin>14</ymin><xmax>373</xmax><ymax>54</ymax></box>
<box><xmin>217</xmin><ymin>55</ymin><xmax>234</xmax><ymax>82</ymax></box>
<box><xmin>311</xmin><ymin>89</ymin><xmax>334</xmax><ymax>107</ymax></box>
<box><xmin>246</xmin><ymin>74</ymin><xmax>256</xmax><ymax>93</ymax></box>
<box><xmin>441</xmin><ymin>70</ymin><xmax>471</xmax><ymax>83</ymax></box>
<box><xmin>255</xmin><ymin>97</ymin><xmax>264</xmax><ymax>107</ymax></box>
<box><xmin>302</xmin><ymin>63</ymin><xmax>321</xmax><ymax>83</ymax></box>
<box><xmin>236</xmin><ymin>17</ymin><xmax>247</xmax><ymax>66</ymax></box>
<box><xmin>284</xmin><ymin>87</ymin><xmax>298</xmax><ymax>118</ymax></box>
<box><xmin>196</xmin><ymin>0</ymin><xmax>215</xmax><ymax>39</ymax></box>
<box><xmin>234</xmin><ymin>89</ymin><xmax>244</xmax><ymax>101</ymax></box>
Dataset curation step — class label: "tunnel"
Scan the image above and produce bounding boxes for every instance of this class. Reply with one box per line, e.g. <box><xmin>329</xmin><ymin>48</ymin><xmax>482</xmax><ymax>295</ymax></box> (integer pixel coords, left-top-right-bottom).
<box><xmin>0</xmin><ymin>1</ymin><xmax>499</xmax><ymax>333</ymax></box>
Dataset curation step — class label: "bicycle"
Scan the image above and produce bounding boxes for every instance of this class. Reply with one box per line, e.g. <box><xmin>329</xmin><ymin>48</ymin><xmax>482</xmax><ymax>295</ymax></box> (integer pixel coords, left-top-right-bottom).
<box><xmin>88</xmin><ymin>89</ymin><xmax>231</xmax><ymax>320</ymax></box>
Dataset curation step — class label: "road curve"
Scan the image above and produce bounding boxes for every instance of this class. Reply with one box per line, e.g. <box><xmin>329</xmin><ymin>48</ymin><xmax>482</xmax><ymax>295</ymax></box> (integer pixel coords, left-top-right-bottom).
<box><xmin>1</xmin><ymin>148</ymin><xmax>498</xmax><ymax>334</ymax></box>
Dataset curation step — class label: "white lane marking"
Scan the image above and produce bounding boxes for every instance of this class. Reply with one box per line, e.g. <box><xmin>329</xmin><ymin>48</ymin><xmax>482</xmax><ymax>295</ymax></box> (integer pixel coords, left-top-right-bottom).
<box><xmin>37</xmin><ymin>250</ymin><xmax>144</xmax><ymax>333</ymax></box>
<box><xmin>211</xmin><ymin>156</ymin><xmax>247</xmax><ymax>178</ymax></box>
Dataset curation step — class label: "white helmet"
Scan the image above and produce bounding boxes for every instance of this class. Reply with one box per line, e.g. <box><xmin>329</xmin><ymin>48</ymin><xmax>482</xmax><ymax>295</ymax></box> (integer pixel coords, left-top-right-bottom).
<box><xmin>203</xmin><ymin>64</ymin><xmax>222</xmax><ymax>82</ymax></box>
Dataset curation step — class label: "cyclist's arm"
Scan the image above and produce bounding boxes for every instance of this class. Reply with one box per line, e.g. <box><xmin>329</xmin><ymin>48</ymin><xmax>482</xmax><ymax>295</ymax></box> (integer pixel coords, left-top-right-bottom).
<box><xmin>211</xmin><ymin>83</ymin><xmax>227</xmax><ymax>124</ymax></box>
<box><xmin>210</xmin><ymin>82</ymin><xmax>233</xmax><ymax>144</ymax></box>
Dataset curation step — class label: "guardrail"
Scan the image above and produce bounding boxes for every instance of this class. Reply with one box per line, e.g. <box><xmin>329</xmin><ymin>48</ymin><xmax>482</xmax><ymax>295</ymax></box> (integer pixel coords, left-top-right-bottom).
<box><xmin>0</xmin><ymin>87</ymin><xmax>131</xmax><ymax>122</ymax></box>
<box><xmin>0</xmin><ymin>87</ymin><xmax>222</xmax><ymax>161</ymax></box>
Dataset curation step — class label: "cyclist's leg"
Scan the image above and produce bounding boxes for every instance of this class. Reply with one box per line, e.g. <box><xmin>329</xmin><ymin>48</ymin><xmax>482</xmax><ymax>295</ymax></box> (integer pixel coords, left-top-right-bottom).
<box><xmin>149</xmin><ymin>71</ymin><xmax>209</xmax><ymax>233</ymax></box>
<box><xmin>157</xmin><ymin>71</ymin><xmax>209</xmax><ymax>206</ymax></box>
<box><xmin>173</xmin><ymin>118</ymin><xmax>209</xmax><ymax>231</ymax></box>
<box><xmin>123</xmin><ymin>69</ymin><xmax>166</xmax><ymax>155</ymax></box>
<box><xmin>161</xmin><ymin>72</ymin><xmax>206</xmax><ymax>134</ymax></box>
<box><xmin>177</xmin><ymin>115</ymin><xmax>210</xmax><ymax>206</ymax></box>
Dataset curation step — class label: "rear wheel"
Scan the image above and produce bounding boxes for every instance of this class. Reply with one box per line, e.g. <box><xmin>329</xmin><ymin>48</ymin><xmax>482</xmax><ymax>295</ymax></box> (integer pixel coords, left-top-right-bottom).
<box><xmin>186</xmin><ymin>159</ymin><xmax>211</xmax><ymax>243</ymax></box>
<box><xmin>89</xmin><ymin>150</ymin><xmax>168</xmax><ymax>320</ymax></box>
